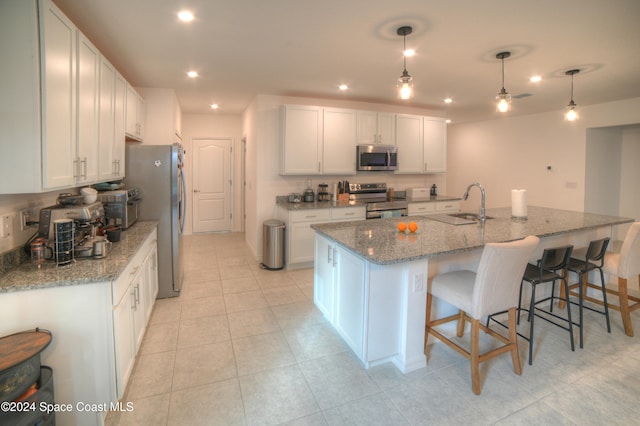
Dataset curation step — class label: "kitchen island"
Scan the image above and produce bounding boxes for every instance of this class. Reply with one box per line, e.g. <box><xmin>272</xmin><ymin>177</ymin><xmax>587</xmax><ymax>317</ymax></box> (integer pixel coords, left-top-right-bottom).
<box><xmin>311</xmin><ymin>206</ymin><xmax>633</xmax><ymax>373</ymax></box>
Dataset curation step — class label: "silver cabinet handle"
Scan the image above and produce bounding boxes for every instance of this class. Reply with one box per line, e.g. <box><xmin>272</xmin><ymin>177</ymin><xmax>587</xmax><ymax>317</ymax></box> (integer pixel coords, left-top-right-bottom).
<box><xmin>81</xmin><ymin>157</ymin><xmax>87</xmax><ymax>178</ymax></box>
<box><xmin>344</xmin><ymin>212</ymin><xmax>355</xmax><ymax>216</ymax></box>
<box><xmin>332</xmin><ymin>248</ymin><xmax>337</xmax><ymax>267</ymax></box>
<box><xmin>327</xmin><ymin>245</ymin><xmax>332</xmax><ymax>264</ymax></box>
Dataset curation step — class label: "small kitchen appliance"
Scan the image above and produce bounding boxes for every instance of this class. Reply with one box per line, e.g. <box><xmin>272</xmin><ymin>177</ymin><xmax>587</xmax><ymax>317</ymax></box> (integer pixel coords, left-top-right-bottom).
<box><xmin>357</xmin><ymin>145</ymin><xmax>398</xmax><ymax>172</ymax></box>
<box><xmin>97</xmin><ymin>187</ymin><xmax>141</xmax><ymax>229</ymax></box>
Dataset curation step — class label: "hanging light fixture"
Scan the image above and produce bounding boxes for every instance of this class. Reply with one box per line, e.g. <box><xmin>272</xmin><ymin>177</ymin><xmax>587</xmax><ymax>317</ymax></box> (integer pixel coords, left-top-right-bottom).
<box><xmin>495</xmin><ymin>51</ymin><xmax>511</xmax><ymax>112</ymax></box>
<box><xmin>396</xmin><ymin>26</ymin><xmax>414</xmax><ymax>100</ymax></box>
<box><xmin>565</xmin><ymin>69</ymin><xmax>580</xmax><ymax>121</ymax></box>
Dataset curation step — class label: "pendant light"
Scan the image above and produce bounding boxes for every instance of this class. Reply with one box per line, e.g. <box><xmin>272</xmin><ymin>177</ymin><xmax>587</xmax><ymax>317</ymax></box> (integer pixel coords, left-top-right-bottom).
<box><xmin>495</xmin><ymin>51</ymin><xmax>511</xmax><ymax>112</ymax></box>
<box><xmin>565</xmin><ymin>69</ymin><xmax>580</xmax><ymax>121</ymax></box>
<box><xmin>396</xmin><ymin>26</ymin><xmax>414</xmax><ymax>100</ymax></box>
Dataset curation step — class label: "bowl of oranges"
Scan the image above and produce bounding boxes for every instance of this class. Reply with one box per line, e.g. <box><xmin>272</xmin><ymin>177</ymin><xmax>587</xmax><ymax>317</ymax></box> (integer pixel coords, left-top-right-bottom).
<box><xmin>397</xmin><ymin>221</ymin><xmax>418</xmax><ymax>233</ymax></box>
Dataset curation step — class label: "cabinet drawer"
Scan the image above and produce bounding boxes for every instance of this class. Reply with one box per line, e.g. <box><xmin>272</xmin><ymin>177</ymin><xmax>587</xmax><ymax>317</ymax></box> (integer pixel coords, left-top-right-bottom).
<box><xmin>331</xmin><ymin>207</ymin><xmax>365</xmax><ymax>221</ymax></box>
<box><xmin>290</xmin><ymin>209</ymin><xmax>331</xmax><ymax>223</ymax></box>
<box><xmin>408</xmin><ymin>202</ymin><xmax>435</xmax><ymax>216</ymax></box>
<box><xmin>435</xmin><ymin>201</ymin><xmax>460</xmax><ymax>212</ymax></box>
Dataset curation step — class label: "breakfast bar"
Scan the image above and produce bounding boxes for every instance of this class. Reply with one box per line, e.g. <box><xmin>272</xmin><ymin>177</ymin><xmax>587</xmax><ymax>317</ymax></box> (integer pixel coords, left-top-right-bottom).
<box><xmin>311</xmin><ymin>206</ymin><xmax>633</xmax><ymax>373</ymax></box>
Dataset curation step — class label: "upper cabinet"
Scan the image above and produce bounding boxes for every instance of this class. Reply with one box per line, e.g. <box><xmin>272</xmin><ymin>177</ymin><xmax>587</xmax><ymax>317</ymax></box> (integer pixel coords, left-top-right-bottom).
<box><xmin>280</xmin><ymin>105</ymin><xmax>323</xmax><ymax>175</ymax></box>
<box><xmin>356</xmin><ymin>111</ymin><xmax>395</xmax><ymax>146</ymax></box>
<box><xmin>280</xmin><ymin>105</ymin><xmax>357</xmax><ymax>175</ymax></box>
<box><xmin>395</xmin><ymin>114</ymin><xmax>447</xmax><ymax>174</ymax></box>
<box><xmin>125</xmin><ymin>84</ymin><xmax>145</xmax><ymax>142</ymax></box>
<box><xmin>0</xmin><ymin>0</ymin><xmax>137</xmax><ymax>194</ymax></box>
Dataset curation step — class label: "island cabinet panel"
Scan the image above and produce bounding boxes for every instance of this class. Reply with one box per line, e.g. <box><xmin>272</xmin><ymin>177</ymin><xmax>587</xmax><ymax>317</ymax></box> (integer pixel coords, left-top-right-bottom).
<box><xmin>334</xmin><ymin>245</ymin><xmax>366</xmax><ymax>359</ymax></box>
<box><xmin>314</xmin><ymin>234</ymin><xmax>336</xmax><ymax>321</ymax></box>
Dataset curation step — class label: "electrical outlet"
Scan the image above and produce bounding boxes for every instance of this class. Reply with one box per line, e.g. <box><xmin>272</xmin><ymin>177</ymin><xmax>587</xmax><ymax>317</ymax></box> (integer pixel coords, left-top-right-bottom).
<box><xmin>20</xmin><ymin>210</ymin><xmax>30</xmax><ymax>231</ymax></box>
<box><xmin>0</xmin><ymin>214</ymin><xmax>13</xmax><ymax>238</ymax></box>
<box><xmin>413</xmin><ymin>273</ymin><xmax>425</xmax><ymax>292</ymax></box>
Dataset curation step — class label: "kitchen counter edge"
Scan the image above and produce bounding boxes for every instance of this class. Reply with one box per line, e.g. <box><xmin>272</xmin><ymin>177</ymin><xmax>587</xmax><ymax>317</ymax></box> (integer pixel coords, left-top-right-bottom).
<box><xmin>277</xmin><ymin>195</ymin><xmax>461</xmax><ymax>211</ymax></box>
<box><xmin>0</xmin><ymin>221</ymin><xmax>159</xmax><ymax>294</ymax></box>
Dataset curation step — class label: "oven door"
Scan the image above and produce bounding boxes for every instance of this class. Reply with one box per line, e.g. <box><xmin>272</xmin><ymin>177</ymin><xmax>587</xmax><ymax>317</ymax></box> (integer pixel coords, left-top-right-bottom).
<box><xmin>366</xmin><ymin>208</ymin><xmax>408</xmax><ymax>219</ymax></box>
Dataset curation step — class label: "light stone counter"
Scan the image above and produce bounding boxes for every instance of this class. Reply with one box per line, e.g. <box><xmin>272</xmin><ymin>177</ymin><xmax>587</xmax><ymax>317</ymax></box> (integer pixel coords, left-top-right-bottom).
<box><xmin>311</xmin><ymin>206</ymin><xmax>634</xmax><ymax>265</ymax></box>
<box><xmin>277</xmin><ymin>195</ymin><xmax>460</xmax><ymax>211</ymax></box>
<box><xmin>0</xmin><ymin>221</ymin><xmax>158</xmax><ymax>293</ymax></box>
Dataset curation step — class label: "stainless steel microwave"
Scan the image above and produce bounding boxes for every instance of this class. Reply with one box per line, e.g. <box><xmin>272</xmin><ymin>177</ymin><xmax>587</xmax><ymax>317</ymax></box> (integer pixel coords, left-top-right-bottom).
<box><xmin>357</xmin><ymin>145</ymin><xmax>398</xmax><ymax>171</ymax></box>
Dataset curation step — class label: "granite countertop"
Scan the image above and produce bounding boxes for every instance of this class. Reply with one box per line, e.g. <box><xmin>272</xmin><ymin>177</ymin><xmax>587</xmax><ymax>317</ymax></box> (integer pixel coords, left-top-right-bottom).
<box><xmin>311</xmin><ymin>206</ymin><xmax>634</xmax><ymax>265</ymax></box>
<box><xmin>277</xmin><ymin>195</ymin><xmax>461</xmax><ymax>211</ymax></box>
<box><xmin>0</xmin><ymin>221</ymin><xmax>158</xmax><ymax>293</ymax></box>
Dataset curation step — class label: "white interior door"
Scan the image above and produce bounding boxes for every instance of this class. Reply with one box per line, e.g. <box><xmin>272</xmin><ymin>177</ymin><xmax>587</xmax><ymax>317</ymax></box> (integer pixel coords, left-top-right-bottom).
<box><xmin>192</xmin><ymin>138</ymin><xmax>232</xmax><ymax>233</ymax></box>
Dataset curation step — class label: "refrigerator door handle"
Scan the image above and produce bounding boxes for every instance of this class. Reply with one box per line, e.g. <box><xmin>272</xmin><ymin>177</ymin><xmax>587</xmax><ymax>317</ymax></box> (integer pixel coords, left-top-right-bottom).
<box><xmin>179</xmin><ymin>168</ymin><xmax>186</xmax><ymax>233</ymax></box>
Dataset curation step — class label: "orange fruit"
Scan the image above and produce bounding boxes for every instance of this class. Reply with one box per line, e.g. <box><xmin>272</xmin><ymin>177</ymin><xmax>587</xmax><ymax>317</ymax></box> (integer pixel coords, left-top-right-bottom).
<box><xmin>397</xmin><ymin>222</ymin><xmax>407</xmax><ymax>232</ymax></box>
<box><xmin>408</xmin><ymin>221</ymin><xmax>418</xmax><ymax>233</ymax></box>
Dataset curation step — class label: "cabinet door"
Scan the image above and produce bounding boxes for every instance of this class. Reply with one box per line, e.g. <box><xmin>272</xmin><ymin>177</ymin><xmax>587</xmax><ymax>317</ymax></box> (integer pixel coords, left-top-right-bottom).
<box><xmin>377</xmin><ymin>112</ymin><xmax>396</xmax><ymax>145</ymax></box>
<box><xmin>76</xmin><ymin>32</ymin><xmax>99</xmax><ymax>184</ymax></box>
<box><xmin>98</xmin><ymin>56</ymin><xmax>115</xmax><ymax>181</ymax></box>
<box><xmin>136</xmin><ymin>95</ymin><xmax>146</xmax><ymax>141</ymax></box>
<box><xmin>143</xmin><ymin>245</ymin><xmax>158</xmax><ymax>321</ymax></box>
<box><xmin>356</xmin><ymin>110</ymin><xmax>377</xmax><ymax>144</ymax></box>
<box><xmin>289</xmin><ymin>221</ymin><xmax>318</xmax><ymax>265</ymax></box>
<box><xmin>323</xmin><ymin>108</ymin><xmax>356</xmax><ymax>175</ymax></box>
<box><xmin>281</xmin><ymin>105</ymin><xmax>322</xmax><ymax>175</ymax></box>
<box><xmin>314</xmin><ymin>234</ymin><xmax>335</xmax><ymax>321</ymax></box>
<box><xmin>334</xmin><ymin>246</ymin><xmax>366</xmax><ymax>359</ymax></box>
<box><xmin>423</xmin><ymin>118</ymin><xmax>447</xmax><ymax>173</ymax></box>
<box><xmin>41</xmin><ymin>0</ymin><xmax>77</xmax><ymax>189</ymax></box>
<box><xmin>112</xmin><ymin>284</ymin><xmax>135</xmax><ymax>400</ymax></box>
<box><xmin>131</xmin><ymin>272</ymin><xmax>146</xmax><ymax>352</ymax></box>
<box><xmin>395</xmin><ymin>114</ymin><xmax>423</xmax><ymax>174</ymax></box>
<box><xmin>113</xmin><ymin>72</ymin><xmax>126</xmax><ymax>177</ymax></box>
<box><xmin>125</xmin><ymin>84</ymin><xmax>143</xmax><ymax>140</ymax></box>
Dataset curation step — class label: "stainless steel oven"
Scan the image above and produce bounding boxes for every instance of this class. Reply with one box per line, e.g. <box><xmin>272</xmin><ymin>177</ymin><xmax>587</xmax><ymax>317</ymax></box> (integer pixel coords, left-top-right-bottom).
<box><xmin>365</xmin><ymin>200</ymin><xmax>408</xmax><ymax>219</ymax></box>
<box><xmin>347</xmin><ymin>182</ymin><xmax>409</xmax><ymax>219</ymax></box>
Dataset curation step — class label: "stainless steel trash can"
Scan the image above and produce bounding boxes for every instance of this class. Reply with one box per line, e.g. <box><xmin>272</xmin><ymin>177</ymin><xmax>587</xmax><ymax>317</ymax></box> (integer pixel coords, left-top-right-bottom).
<box><xmin>262</xmin><ymin>219</ymin><xmax>285</xmax><ymax>270</ymax></box>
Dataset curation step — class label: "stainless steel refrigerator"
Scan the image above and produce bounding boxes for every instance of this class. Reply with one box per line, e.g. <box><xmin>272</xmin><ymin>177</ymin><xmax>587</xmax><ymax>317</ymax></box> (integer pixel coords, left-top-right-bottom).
<box><xmin>125</xmin><ymin>143</ymin><xmax>186</xmax><ymax>298</ymax></box>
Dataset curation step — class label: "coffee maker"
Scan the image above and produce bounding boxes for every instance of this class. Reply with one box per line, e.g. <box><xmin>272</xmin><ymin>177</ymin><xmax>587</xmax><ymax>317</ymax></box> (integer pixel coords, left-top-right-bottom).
<box><xmin>38</xmin><ymin>202</ymin><xmax>106</xmax><ymax>259</ymax></box>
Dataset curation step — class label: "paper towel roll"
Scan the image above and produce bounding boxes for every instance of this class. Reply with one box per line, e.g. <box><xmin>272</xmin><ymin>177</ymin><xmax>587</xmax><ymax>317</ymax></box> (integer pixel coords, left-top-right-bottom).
<box><xmin>511</xmin><ymin>189</ymin><xmax>528</xmax><ymax>218</ymax></box>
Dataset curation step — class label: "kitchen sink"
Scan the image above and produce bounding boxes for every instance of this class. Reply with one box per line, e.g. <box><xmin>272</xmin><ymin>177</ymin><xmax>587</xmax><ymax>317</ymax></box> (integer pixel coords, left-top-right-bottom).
<box><xmin>448</xmin><ymin>212</ymin><xmax>493</xmax><ymax>221</ymax></box>
<box><xmin>427</xmin><ymin>212</ymin><xmax>493</xmax><ymax>225</ymax></box>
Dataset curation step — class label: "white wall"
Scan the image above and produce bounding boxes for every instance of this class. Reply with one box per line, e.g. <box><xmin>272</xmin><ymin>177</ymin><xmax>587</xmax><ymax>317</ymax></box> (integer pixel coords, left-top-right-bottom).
<box><xmin>447</xmin><ymin>98</ymin><xmax>640</xmax><ymax>220</ymax></box>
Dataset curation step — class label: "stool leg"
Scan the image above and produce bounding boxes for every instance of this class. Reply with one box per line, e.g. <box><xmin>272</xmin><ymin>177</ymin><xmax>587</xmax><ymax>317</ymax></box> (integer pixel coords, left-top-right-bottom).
<box><xmin>528</xmin><ymin>283</ymin><xmax>536</xmax><ymax>365</ymax></box>
<box><xmin>598</xmin><ymin>268</ymin><xmax>611</xmax><ymax>333</ymax></box>
<box><xmin>470</xmin><ymin>318</ymin><xmax>481</xmax><ymax>395</ymax></box>
<box><xmin>579</xmin><ymin>273</ymin><xmax>585</xmax><ymax>348</ymax></box>
<box><xmin>618</xmin><ymin>277</ymin><xmax>634</xmax><ymax>337</ymax></box>
<box><xmin>456</xmin><ymin>310</ymin><xmax>466</xmax><ymax>337</ymax></box>
<box><xmin>425</xmin><ymin>292</ymin><xmax>433</xmax><ymax>349</ymax></box>
<box><xmin>550</xmin><ymin>280</ymin><xmax>556</xmax><ymax>313</ymax></box>
<box><xmin>517</xmin><ymin>281</ymin><xmax>524</xmax><ymax>325</ymax></box>
<box><xmin>563</xmin><ymin>277</ymin><xmax>575</xmax><ymax>352</ymax></box>
<box><xmin>508</xmin><ymin>307</ymin><xmax>522</xmax><ymax>376</ymax></box>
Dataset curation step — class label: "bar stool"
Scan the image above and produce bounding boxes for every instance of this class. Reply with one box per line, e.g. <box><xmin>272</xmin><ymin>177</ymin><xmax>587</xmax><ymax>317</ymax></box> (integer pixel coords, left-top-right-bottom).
<box><xmin>425</xmin><ymin>236</ymin><xmax>539</xmax><ymax>395</ymax></box>
<box><xmin>566</xmin><ymin>238</ymin><xmax>611</xmax><ymax>348</ymax></box>
<box><xmin>602</xmin><ymin>223</ymin><xmax>640</xmax><ymax>336</ymax></box>
<box><xmin>517</xmin><ymin>245</ymin><xmax>575</xmax><ymax>365</ymax></box>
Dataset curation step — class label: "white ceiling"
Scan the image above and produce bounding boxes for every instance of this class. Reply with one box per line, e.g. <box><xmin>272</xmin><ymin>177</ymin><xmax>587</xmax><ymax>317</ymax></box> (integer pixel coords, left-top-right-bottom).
<box><xmin>54</xmin><ymin>0</ymin><xmax>640</xmax><ymax>123</ymax></box>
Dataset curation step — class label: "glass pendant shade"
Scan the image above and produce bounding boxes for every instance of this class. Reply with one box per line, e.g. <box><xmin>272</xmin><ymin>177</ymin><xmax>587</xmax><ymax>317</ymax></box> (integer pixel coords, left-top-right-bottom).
<box><xmin>398</xmin><ymin>70</ymin><xmax>414</xmax><ymax>100</ymax></box>
<box><xmin>496</xmin><ymin>89</ymin><xmax>511</xmax><ymax>112</ymax></box>
<box><xmin>564</xmin><ymin>69</ymin><xmax>580</xmax><ymax>121</ymax></box>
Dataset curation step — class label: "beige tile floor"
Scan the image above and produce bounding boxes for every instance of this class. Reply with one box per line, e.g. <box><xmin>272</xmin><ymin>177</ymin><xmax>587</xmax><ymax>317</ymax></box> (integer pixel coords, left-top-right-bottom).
<box><xmin>107</xmin><ymin>232</ymin><xmax>640</xmax><ymax>426</ymax></box>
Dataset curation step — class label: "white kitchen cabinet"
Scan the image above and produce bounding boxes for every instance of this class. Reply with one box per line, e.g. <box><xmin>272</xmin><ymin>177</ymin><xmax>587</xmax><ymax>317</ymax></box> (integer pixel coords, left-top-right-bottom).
<box><xmin>97</xmin><ymin>56</ymin><xmax>117</xmax><ymax>180</ymax></box>
<box><xmin>323</xmin><ymin>108</ymin><xmax>357</xmax><ymax>174</ymax></box>
<box><xmin>76</xmin><ymin>32</ymin><xmax>99</xmax><ymax>184</ymax></box>
<box><xmin>314</xmin><ymin>234</ymin><xmax>336</xmax><ymax>321</ymax></box>
<box><xmin>113</xmin><ymin>71</ymin><xmax>126</xmax><ymax>177</ymax></box>
<box><xmin>313</xmin><ymin>234</ymin><xmax>366</xmax><ymax>359</ymax></box>
<box><xmin>280</xmin><ymin>105</ymin><xmax>323</xmax><ymax>174</ymax></box>
<box><xmin>408</xmin><ymin>200</ymin><xmax>460</xmax><ymax>216</ymax></box>
<box><xmin>279</xmin><ymin>206</ymin><xmax>365</xmax><ymax>268</ymax></box>
<box><xmin>112</xmin><ymin>278</ymin><xmax>135</xmax><ymax>401</ymax></box>
<box><xmin>125</xmin><ymin>83</ymin><xmax>145</xmax><ymax>141</ymax></box>
<box><xmin>357</xmin><ymin>111</ymin><xmax>395</xmax><ymax>145</ymax></box>
<box><xmin>395</xmin><ymin>114</ymin><xmax>447</xmax><ymax>174</ymax></box>
<box><xmin>423</xmin><ymin>118</ymin><xmax>447</xmax><ymax>173</ymax></box>
<box><xmin>395</xmin><ymin>114</ymin><xmax>424</xmax><ymax>174</ymax></box>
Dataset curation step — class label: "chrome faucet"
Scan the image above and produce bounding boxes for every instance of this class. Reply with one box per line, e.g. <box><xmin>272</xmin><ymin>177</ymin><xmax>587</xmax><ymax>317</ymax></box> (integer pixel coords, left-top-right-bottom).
<box><xmin>463</xmin><ymin>182</ymin><xmax>486</xmax><ymax>222</ymax></box>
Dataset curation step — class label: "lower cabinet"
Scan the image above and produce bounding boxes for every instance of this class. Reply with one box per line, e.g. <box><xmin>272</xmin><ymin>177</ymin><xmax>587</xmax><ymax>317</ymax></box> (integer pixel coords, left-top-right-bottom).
<box><xmin>408</xmin><ymin>200</ymin><xmax>460</xmax><ymax>216</ymax></box>
<box><xmin>112</xmin><ymin>228</ymin><xmax>158</xmax><ymax>400</ymax></box>
<box><xmin>280</xmin><ymin>206</ymin><xmax>365</xmax><ymax>268</ymax></box>
<box><xmin>314</xmin><ymin>234</ymin><xmax>366</xmax><ymax>359</ymax></box>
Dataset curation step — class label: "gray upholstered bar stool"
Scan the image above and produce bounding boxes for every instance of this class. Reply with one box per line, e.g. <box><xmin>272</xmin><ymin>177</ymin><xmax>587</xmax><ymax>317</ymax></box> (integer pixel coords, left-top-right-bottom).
<box><xmin>425</xmin><ymin>236</ymin><xmax>539</xmax><ymax>395</ymax></box>
<box><xmin>565</xmin><ymin>238</ymin><xmax>611</xmax><ymax>348</ymax></box>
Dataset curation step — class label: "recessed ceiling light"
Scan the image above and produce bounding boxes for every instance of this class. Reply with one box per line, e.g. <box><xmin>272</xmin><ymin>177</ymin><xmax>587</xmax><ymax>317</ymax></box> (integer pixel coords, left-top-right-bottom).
<box><xmin>210</xmin><ymin>103</ymin><xmax>219</xmax><ymax>110</ymax></box>
<box><xmin>444</xmin><ymin>98</ymin><xmax>453</xmax><ymax>104</ymax></box>
<box><xmin>530</xmin><ymin>75</ymin><xmax>542</xmax><ymax>83</ymax></box>
<box><xmin>403</xmin><ymin>49</ymin><xmax>415</xmax><ymax>57</ymax></box>
<box><xmin>445</xmin><ymin>119</ymin><xmax>452</xmax><ymax>124</ymax></box>
<box><xmin>187</xmin><ymin>71</ymin><xmax>198</xmax><ymax>78</ymax></box>
<box><xmin>178</xmin><ymin>10</ymin><xmax>194</xmax><ymax>22</ymax></box>
<box><xmin>338</xmin><ymin>84</ymin><xmax>348</xmax><ymax>91</ymax></box>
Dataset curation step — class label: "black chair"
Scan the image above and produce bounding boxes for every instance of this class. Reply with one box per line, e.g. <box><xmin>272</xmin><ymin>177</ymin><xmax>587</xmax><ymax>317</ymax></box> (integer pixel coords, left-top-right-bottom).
<box><xmin>517</xmin><ymin>245</ymin><xmax>575</xmax><ymax>365</ymax></box>
<box><xmin>566</xmin><ymin>238</ymin><xmax>611</xmax><ymax>348</ymax></box>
